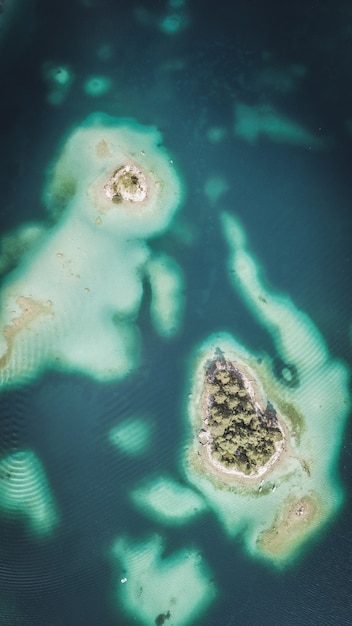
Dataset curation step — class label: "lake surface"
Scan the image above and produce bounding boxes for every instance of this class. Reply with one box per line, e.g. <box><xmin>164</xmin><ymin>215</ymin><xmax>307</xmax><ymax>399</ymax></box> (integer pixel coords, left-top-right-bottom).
<box><xmin>0</xmin><ymin>1</ymin><xmax>351</xmax><ymax>624</ymax></box>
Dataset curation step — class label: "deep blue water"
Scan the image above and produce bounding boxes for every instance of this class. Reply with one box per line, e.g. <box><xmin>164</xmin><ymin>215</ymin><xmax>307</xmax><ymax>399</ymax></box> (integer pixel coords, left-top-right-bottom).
<box><xmin>0</xmin><ymin>1</ymin><xmax>351</xmax><ymax>624</ymax></box>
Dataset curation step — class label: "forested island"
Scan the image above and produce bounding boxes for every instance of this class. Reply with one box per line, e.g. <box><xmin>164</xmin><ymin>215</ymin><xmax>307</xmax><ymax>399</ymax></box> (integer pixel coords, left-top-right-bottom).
<box><xmin>200</xmin><ymin>350</ymin><xmax>283</xmax><ymax>476</ymax></box>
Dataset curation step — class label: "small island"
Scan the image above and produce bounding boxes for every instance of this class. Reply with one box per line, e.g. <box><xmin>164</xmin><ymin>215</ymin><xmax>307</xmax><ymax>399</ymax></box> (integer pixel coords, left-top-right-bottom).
<box><xmin>104</xmin><ymin>164</ymin><xmax>148</xmax><ymax>204</ymax></box>
<box><xmin>201</xmin><ymin>348</ymin><xmax>283</xmax><ymax>476</ymax></box>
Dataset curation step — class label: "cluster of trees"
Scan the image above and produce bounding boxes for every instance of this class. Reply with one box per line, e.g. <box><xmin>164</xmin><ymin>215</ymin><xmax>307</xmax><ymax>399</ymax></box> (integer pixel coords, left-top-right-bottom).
<box><xmin>205</xmin><ymin>364</ymin><xmax>282</xmax><ymax>475</ymax></box>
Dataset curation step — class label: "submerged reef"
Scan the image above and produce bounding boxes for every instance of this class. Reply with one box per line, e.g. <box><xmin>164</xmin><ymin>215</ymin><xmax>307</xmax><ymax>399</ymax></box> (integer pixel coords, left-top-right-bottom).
<box><xmin>203</xmin><ymin>355</ymin><xmax>283</xmax><ymax>475</ymax></box>
<box><xmin>183</xmin><ymin>214</ymin><xmax>350</xmax><ymax>567</ymax></box>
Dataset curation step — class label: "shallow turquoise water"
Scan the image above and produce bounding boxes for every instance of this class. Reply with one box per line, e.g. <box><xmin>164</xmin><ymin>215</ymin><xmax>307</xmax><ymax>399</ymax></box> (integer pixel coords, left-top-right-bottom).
<box><xmin>0</xmin><ymin>1</ymin><xmax>351</xmax><ymax>624</ymax></box>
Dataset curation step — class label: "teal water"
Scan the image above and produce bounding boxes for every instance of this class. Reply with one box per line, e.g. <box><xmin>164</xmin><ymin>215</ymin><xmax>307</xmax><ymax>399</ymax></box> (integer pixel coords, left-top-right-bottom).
<box><xmin>0</xmin><ymin>1</ymin><xmax>351</xmax><ymax>624</ymax></box>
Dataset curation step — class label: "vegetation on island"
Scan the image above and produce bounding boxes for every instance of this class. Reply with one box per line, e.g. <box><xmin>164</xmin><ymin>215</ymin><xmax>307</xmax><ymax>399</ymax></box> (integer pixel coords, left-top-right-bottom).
<box><xmin>204</xmin><ymin>354</ymin><xmax>283</xmax><ymax>475</ymax></box>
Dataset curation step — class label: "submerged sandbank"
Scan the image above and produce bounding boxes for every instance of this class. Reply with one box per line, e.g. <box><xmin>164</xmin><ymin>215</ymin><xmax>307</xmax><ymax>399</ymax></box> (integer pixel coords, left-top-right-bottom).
<box><xmin>0</xmin><ymin>113</ymin><xmax>184</xmax><ymax>387</ymax></box>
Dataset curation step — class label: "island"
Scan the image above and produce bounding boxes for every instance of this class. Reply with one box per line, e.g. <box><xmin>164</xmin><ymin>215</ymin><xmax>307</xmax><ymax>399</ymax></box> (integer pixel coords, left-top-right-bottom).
<box><xmin>183</xmin><ymin>210</ymin><xmax>350</xmax><ymax>567</ymax></box>
<box><xmin>200</xmin><ymin>347</ymin><xmax>283</xmax><ymax>476</ymax></box>
<box><xmin>104</xmin><ymin>164</ymin><xmax>148</xmax><ymax>204</ymax></box>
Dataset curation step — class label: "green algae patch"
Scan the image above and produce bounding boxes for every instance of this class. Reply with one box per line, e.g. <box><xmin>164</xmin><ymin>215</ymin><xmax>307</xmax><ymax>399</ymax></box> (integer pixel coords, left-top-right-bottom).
<box><xmin>0</xmin><ymin>114</ymin><xmax>184</xmax><ymax>388</ymax></box>
<box><xmin>131</xmin><ymin>475</ymin><xmax>207</xmax><ymax>525</ymax></box>
<box><xmin>0</xmin><ymin>450</ymin><xmax>59</xmax><ymax>536</ymax></box>
<box><xmin>183</xmin><ymin>214</ymin><xmax>350</xmax><ymax>567</ymax></box>
<box><xmin>111</xmin><ymin>534</ymin><xmax>216</xmax><ymax>626</ymax></box>
<box><xmin>109</xmin><ymin>417</ymin><xmax>152</xmax><ymax>456</ymax></box>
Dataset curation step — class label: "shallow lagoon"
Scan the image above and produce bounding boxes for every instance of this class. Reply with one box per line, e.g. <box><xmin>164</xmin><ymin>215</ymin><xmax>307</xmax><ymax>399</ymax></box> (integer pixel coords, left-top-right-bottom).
<box><xmin>0</xmin><ymin>1</ymin><xmax>352</xmax><ymax>624</ymax></box>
